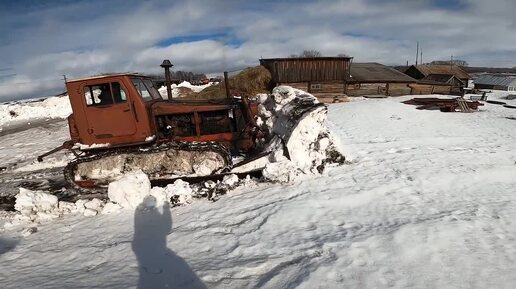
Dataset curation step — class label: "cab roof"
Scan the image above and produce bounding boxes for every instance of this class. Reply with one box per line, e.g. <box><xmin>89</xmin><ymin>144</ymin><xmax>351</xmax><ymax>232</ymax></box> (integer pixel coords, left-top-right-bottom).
<box><xmin>67</xmin><ymin>73</ymin><xmax>149</xmax><ymax>83</ymax></box>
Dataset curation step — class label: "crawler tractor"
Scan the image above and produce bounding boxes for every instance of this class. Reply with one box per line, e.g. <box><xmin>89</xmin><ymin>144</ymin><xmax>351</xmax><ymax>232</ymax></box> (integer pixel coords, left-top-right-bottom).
<box><xmin>38</xmin><ymin>60</ymin><xmax>318</xmax><ymax>192</ymax></box>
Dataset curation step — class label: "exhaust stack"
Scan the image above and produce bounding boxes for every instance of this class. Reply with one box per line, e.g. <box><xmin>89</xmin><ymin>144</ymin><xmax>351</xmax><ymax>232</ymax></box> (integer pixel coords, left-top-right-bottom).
<box><xmin>160</xmin><ymin>59</ymin><xmax>174</xmax><ymax>100</ymax></box>
<box><xmin>224</xmin><ymin>71</ymin><xmax>231</xmax><ymax>99</ymax></box>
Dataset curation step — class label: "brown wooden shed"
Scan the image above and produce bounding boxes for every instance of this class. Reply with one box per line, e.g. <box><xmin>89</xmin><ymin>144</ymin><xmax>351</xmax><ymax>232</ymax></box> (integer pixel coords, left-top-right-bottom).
<box><xmin>259</xmin><ymin>57</ymin><xmax>352</xmax><ymax>103</ymax></box>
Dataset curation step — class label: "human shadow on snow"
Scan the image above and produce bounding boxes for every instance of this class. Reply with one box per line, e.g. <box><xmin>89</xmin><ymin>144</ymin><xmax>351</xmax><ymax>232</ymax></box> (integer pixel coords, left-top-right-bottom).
<box><xmin>0</xmin><ymin>236</ymin><xmax>18</xmax><ymax>255</ymax></box>
<box><xmin>132</xmin><ymin>196</ymin><xmax>207</xmax><ymax>289</ymax></box>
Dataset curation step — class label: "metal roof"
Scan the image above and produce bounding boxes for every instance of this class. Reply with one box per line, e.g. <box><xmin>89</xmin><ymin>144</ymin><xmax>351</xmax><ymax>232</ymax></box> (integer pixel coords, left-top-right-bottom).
<box><xmin>474</xmin><ymin>74</ymin><xmax>516</xmax><ymax>87</ymax></box>
<box><xmin>349</xmin><ymin>63</ymin><xmax>417</xmax><ymax>83</ymax></box>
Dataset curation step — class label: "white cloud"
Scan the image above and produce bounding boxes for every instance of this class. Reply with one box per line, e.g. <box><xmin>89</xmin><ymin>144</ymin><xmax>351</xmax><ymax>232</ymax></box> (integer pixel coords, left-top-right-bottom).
<box><xmin>2</xmin><ymin>0</ymin><xmax>516</xmax><ymax>100</ymax></box>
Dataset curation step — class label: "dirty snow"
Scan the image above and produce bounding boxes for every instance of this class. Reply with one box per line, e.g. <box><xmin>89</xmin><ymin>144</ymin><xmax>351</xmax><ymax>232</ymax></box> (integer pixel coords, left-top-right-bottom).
<box><xmin>0</xmin><ymin>94</ymin><xmax>515</xmax><ymax>288</ymax></box>
<box><xmin>158</xmin><ymin>81</ymin><xmax>215</xmax><ymax>99</ymax></box>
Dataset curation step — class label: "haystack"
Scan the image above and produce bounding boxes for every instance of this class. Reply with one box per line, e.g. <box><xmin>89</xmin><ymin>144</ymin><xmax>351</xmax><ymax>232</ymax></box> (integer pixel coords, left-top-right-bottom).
<box><xmin>193</xmin><ymin>65</ymin><xmax>272</xmax><ymax>99</ymax></box>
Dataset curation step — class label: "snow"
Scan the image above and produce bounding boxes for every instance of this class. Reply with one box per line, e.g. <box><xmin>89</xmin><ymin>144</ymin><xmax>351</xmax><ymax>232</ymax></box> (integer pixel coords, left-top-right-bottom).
<box><xmin>158</xmin><ymin>81</ymin><xmax>215</xmax><ymax>99</ymax></box>
<box><xmin>73</xmin><ymin>142</ymin><xmax>110</xmax><ymax>150</ymax></box>
<box><xmin>248</xmin><ymin>86</ymin><xmax>344</xmax><ymax>179</ymax></box>
<box><xmin>14</xmin><ymin>188</ymin><xmax>58</xmax><ymax>216</ymax></box>
<box><xmin>107</xmin><ymin>170</ymin><xmax>152</xmax><ymax>209</ymax></box>
<box><xmin>0</xmin><ymin>95</ymin><xmax>71</xmax><ymax>131</ymax></box>
<box><xmin>0</xmin><ymin>94</ymin><xmax>516</xmax><ymax>288</ymax></box>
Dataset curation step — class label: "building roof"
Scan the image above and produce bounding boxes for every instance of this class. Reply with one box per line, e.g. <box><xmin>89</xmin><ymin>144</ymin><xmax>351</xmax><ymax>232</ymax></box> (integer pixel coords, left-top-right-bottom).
<box><xmin>349</xmin><ymin>63</ymin><xmax>417</xmax><ymax>83</ymax></box>
<box><xmin>260</xmin><ymin>56</ymin><xmax>353</xmax><ymax>62</ymax></box>
<box><xmin>422</xmin><ymin>74</ymin><xmax>454</xmax><ymax>83</ymax></box>
<box><xmin>474</xmin><ymin>74</ymin><xmax>516</xmax><ymax>87</ymax></box>
<box><xmin>413</xmin><ymin>65</ymin><xmax>470</xmax><ymax>79</ymax></box>
<box><xmin>463</xmin><ymin>67</ymin><xmax>516</xmax><ymax>74</ymax></box>
<box><xmin>422</xmin><ymin>74</ymin><xmax>465</xmax><ymax>86</ymax></box>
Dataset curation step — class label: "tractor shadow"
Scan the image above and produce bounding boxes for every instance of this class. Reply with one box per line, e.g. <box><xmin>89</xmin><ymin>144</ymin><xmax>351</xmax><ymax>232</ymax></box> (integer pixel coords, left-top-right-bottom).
<box><xmin>132</xmin><ymin>196</ymin><xmax>206</xmax><ymax>289</ymax></box>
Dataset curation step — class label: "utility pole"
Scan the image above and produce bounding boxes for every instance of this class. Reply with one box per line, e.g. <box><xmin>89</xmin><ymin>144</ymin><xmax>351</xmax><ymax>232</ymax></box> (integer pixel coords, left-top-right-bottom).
<box><xmin>420</xmin><ymin>48</ymin><xmax>423</xmax><ymax>65</ymax></box>
<box><xmin>415</xmin><ymin>41</ymin><xmax>419</xmax><ymax>66</ymax></box>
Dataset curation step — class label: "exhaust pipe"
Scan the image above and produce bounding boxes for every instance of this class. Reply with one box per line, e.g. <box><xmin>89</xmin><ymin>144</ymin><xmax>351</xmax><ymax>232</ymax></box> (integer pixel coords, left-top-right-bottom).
<box><xmin>224</xmin><ymin>71</ymin><xmax>231</xmax><ymax>99</ymax></box>
<box><xmin>160</xmin><ymin>60</ymin><xmax>173</xmax><ymax>100</ymax></box>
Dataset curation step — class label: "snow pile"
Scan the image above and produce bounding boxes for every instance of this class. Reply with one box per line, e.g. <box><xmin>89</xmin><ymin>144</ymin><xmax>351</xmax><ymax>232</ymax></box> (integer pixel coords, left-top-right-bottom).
<box><xmin>107</xmin><ymin>170</ymin><xmax>153</xmax><ymax>209</ymax></box>
<box><xmin>4</xmin><ymin>189</ymin><xmax>109</xmax><ymax>228</ymax></box>
<box><xmin>14</xmin><ymin>188</ymin><xmax>59</xmax><ymax>217</ymax></box>
<box><xmin>0</xmin><ymin>95</ymin><xmax>71</xmax><ymax>130</ymax></box>
<box><xmin>105</xmin><ymin>170</ymin><xmax>247</xmax><ymax>211</ymax></box>
<box><xmin>251</xmin><ymin>86</ymin><xmax>345</xmax><ymax>182</ymax></box>
<box><xmin>158</xmin><ymin>81</ymin><xmax>215</xmax><ymax>99</ymax></box>
<box><xmin>6</xmin><ymin>188</ymin><xmax>71</xmax><ymax>228</ymax></box>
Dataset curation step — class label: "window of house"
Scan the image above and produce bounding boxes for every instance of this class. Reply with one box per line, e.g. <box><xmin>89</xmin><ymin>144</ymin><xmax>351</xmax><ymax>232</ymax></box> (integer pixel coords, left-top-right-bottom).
<box><xmin>83</xmin><ymin>82</ymin><xmax>127</xmax><ymax>106</ymax></box>
<box><xmin>310</xmin><ymin>83</ymin><xmax>322</xmax><ymax>90</ymax></box>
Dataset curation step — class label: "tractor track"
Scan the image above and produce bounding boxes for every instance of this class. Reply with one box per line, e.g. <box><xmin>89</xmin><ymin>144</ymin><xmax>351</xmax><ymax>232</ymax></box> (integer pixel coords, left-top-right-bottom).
<box><xmin>64</xmin><ymin>140</ymin><xmax>233</xmax><ymax>194</ymax></box>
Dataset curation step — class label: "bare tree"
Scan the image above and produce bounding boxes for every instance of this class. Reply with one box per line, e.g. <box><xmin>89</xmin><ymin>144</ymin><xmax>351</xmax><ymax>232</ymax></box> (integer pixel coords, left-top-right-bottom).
<box><xmin>300</xmin><ymin>50</ymin><xmax>322</xmax><ymax>58</ymax></box>
<box><xmin>430</xmin><ymin>60</ymin><xmax>469</xmax><ymax>67</ymax></box>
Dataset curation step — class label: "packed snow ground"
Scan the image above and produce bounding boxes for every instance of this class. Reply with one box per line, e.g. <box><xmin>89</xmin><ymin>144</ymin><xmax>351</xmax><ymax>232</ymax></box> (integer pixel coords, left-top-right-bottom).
<box><xmin>1</xmin><ymin>94</ymin><xmax>516</xmax><ymax>288</ymax></box>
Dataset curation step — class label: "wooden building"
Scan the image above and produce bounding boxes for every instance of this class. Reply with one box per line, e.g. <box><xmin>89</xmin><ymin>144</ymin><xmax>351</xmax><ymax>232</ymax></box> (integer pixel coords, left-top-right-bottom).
<box><xmin>473</xmin><ymin>74</ymin><xmax>516</xmax><ymax>91</ymax></box>
<box><xmin>404</xmin><ymin>64</ymin><xmax>470</xmax><ymax>88</ymax></box>
<box><xmin>347</xmin><ymin>63</ymin><xmax>417</xmax><ymax>96</ymax></box>
<box><xmin>259</xmin><ymin>57</ymin><xmax>352</xmax><ymax>103</ymax></box>
<box><xmin>408</xmin><ymin>81</ymin><xmax>454</xmax><ymax>95</ymax></box>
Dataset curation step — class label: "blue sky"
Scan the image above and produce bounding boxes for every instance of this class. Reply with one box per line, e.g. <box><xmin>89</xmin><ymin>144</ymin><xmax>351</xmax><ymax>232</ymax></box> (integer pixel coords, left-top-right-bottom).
<box><xmin>1</xmin><ymin>0</ymin><xmax>516</xmax><ymax>101</ymax></box>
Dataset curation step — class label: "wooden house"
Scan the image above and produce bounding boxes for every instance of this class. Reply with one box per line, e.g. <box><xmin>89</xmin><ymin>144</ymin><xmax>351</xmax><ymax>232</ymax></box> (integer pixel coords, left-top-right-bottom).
<box><xmin>404</xmin><ymin>64</ymin><xmax>470</xmax><ymax>88</ymax></box>
<box><xmin>346</xmin><ymin>63</ymin><xmax>417</xmax><ymax>96</ymax></box>
<box><xmin>259</xmin><ymin>57</ymin><xmax>352</xmax><ymax>103</ymax></box>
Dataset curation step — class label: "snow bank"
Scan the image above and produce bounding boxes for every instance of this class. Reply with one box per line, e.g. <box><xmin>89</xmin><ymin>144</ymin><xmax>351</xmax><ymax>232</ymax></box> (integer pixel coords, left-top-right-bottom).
<box><xmin>251</xmin><ymin>86</ymin><xmax>345</xmax><ymax>181</ymax></box>
<box><xmin>158</xmin><ymin>81</ymin><xmax>215</xmax><ymax>99</ymax></box>
<box><xmin>0</xmin><ymin>95</ymin><xmax>71</xmax><ymax>130</ymax></box>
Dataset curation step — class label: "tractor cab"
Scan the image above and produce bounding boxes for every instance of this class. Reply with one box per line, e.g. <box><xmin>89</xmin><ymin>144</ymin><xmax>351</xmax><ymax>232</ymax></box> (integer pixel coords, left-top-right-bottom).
<box><xmin>65</xmin><ymin>71</ymin><xmax>259</xmax><ymax>152</ymax></box>
<box><xmin>66</xmin><ymin>74</ymin><xmax>160</xmax><ymax>147</ymax></box>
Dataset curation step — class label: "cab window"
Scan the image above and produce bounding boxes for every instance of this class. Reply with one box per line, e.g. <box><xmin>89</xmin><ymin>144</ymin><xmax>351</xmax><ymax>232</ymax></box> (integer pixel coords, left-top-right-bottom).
<box><xmin>131</xmin><ymin>78</ymin><xmax>161</xmax><ymax>101</ymax></box>
<box><xmin>84</xmin><ymin>82</ymin><xmax>127</xmax><ymax>106</ymax></box>
<box><xmin>132</xmin><ymin>78</ymin><xmax>152</xmax><ymax>101</ymax></box>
